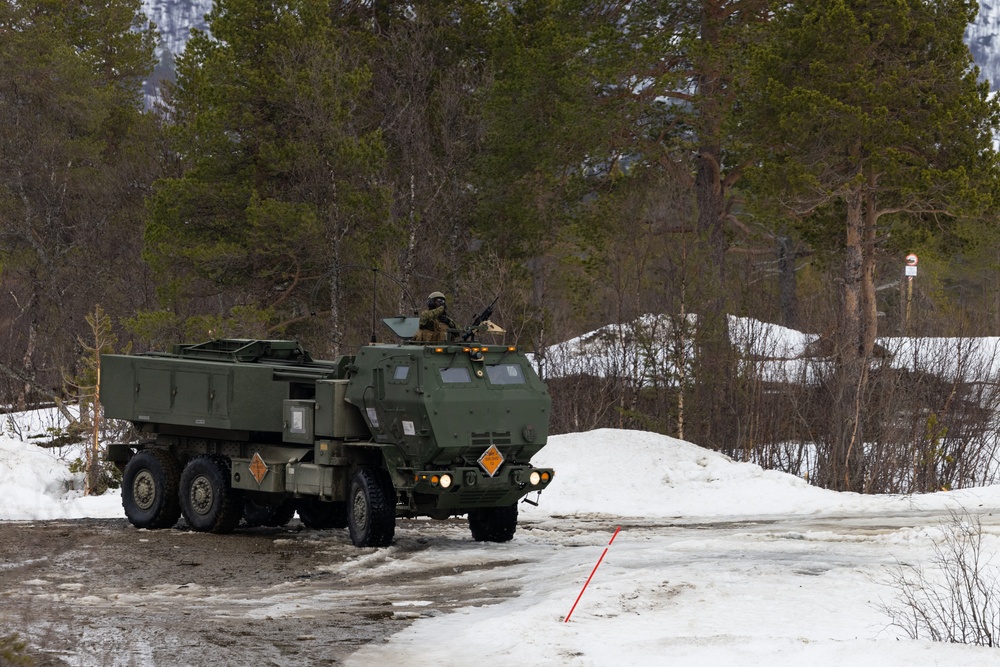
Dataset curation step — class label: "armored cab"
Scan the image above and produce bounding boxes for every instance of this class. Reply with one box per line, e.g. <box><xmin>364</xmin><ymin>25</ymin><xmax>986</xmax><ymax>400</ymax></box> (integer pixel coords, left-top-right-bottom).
<box><xmin>101</xmin><ymin>327</ymin><xmax>554</xmax><ymax>547</ymax></box>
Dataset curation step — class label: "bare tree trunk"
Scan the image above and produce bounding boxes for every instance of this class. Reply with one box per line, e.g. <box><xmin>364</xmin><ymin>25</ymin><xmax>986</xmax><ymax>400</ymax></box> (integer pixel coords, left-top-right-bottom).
<box><xmin>87</xmin><ymin>360</ymin><xmax>102</xmax><ymax>495</ymax></box>
<box><xmin>328</xmin><ymin>208</ymin><xmax>344</xmax><ymax>357</ymax></box>
<box><xmin>694</xmin><ymin>3</ymin><xmax>730</xmax><ymax>270</ymax></box>
<box><xmin>861</xmin><ymin>180</ymin><xmax>879</xmax><ymax>359</ymax></box>
<box><xmin>398</xmin><ymin>171</ymin><xmax>418</xmax><ymax>314</ymax></box>
<box><xmin>17</xmin><ymin>314</ymin><xmax>37</xmax><ymax>412</ymax></box>
<box><xmin>822</xmin><ymin>182</ymin><xmax>872</xmax><ymax>492</ymax></box>
<box><xmin>695</xmin><ymin>148</ymin><xmax>727</xmax><ymax>267</ymax></box>
<box><xmin>778</xmin><ymin>236</ymin><xmax>799</xmax><ymax>329</ymax></box>
<box><xmin>691</xmin><ymin>45</ymin><xmax>735</xmax><ymax>451</ymax></box>
<box><xmin>676</xmin><ymin>275</ymin><xmax>687</xmax><ymax>441</ymax></box>
<box><xmin>529</xmin><ymin>257</ymin><xmax>547</xmax><ymax>382</ymax></box>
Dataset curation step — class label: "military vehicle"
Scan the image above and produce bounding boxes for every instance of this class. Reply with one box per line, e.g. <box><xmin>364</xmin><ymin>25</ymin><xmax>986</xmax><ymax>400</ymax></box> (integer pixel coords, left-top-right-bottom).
<box><xmin>100</xmin><ymin>317</ymin><xmax>554</xmax><ymax>547</ymax></box>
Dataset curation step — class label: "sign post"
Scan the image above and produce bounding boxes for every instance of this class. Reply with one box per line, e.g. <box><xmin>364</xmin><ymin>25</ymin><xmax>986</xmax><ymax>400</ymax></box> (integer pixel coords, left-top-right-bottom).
<box><xmin>903</xmin><ymin>254</ymin><xmax>918</xmax><ymax>333</ymax></box>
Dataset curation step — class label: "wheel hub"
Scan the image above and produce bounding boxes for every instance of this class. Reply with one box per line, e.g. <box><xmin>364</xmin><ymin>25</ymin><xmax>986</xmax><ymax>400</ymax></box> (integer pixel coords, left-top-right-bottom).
<box><xmin>352</xmin><ymin>489</ymin><xmax>368</xmax><ymax>527</ymax></box>
<box><xmin>133</xmin><ymin>471</ymin><xmax>156</xmax><ymax>510</ymax></box>
<box><xmin>190</xmin><ymin>476</ymin><xmax>214</xmax><ymax>516</ymax></box>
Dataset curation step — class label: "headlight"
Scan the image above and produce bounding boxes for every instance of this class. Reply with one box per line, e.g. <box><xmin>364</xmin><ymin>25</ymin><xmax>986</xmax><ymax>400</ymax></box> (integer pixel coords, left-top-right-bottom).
<box><xmin>439</xmin><ymin>474</ymin><xmax>453</xmax><ymax>489</ymax></box>
<box><xmin>529</xmin><ymin>471</ymin><xmax>541</xmax><ymax>485</ymax></box>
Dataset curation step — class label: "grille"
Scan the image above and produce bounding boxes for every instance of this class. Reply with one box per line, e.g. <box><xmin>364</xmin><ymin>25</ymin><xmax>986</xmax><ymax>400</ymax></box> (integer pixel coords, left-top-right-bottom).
<box><xmin>462</xmin><ymin>488</ymin><xmax>510</xmax><ymax>504</ymax></box>
<box><xmin>470</xmin><ymin>430</ymin><xmax>512</xmax><ymax>446</ymax></box>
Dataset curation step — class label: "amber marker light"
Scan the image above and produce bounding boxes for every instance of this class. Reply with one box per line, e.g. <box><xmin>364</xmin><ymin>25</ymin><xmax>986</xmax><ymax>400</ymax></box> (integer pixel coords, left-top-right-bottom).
<box><xmin>541</xmin><ymin>472</ymin><xmax>551</xmax><ymax>482</ymax></box>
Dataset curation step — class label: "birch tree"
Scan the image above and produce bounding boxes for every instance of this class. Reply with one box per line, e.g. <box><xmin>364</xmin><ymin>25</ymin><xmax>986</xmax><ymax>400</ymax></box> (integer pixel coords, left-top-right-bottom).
<box><xmin>0</xmin><ymin>0</ymin><xmax>156</xmax><ymax>408</ymax></box>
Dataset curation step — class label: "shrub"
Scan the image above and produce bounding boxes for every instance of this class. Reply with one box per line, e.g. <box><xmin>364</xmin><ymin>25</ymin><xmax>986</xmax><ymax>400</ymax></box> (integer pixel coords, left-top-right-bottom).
<box><xmin>879</xmin><ymin>510</ymin><xmax>1000</xmax><ymax>646</ymax></box>
<box><xmin>0</xmin><ymin>632</ymin><xmax>34</xmax><ymax>666</ymax></box>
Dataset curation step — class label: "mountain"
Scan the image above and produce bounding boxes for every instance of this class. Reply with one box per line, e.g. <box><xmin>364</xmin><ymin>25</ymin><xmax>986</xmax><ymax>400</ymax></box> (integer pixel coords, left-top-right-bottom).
<box><xmin>967</xmin><ymin>1</ymin><xmax>1000</xmax><ymax>90</ymax></box>
<box><xmin>142</xmin><ymin>0</ymin><xmax>213</xmax><ymax>103</ymax></box>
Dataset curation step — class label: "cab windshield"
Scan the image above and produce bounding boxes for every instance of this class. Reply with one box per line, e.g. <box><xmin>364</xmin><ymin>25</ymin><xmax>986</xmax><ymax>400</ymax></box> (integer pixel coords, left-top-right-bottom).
<box><xmin>485</xmin><ymin>364</ymin><xmax>526</xmax><ymax>385</ymax></box>
<box><xmin>439</xmin><ymin>367</ymin><xmax>472</xmax><ymax>383</ymax></box>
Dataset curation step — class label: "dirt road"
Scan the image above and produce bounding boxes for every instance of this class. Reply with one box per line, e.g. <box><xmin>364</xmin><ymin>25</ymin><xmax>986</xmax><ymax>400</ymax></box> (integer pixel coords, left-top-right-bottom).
<box><xmin>6</xmin><ymin>507</ymin><xmax>997</xmax><ymax>665</ymax></box>
<box><xmin>0</xmin><ymin>517</ymin><xmax>522</xmax><ymax>666</ymax></box>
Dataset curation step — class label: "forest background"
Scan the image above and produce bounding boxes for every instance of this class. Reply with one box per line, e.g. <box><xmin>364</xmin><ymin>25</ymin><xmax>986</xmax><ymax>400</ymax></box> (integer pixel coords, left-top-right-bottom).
<box><xmin>3</xmin><ymin>0</ymin><xmax>1000</xmax><ymax>496</ymax></box>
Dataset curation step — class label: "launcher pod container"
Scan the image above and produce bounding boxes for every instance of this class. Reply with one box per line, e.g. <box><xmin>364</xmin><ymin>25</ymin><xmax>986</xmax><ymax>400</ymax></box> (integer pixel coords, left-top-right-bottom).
<box><xmin>101</xmin><ymin>326</ymin><xmax>553</xmax><ymax>547</ymax></box>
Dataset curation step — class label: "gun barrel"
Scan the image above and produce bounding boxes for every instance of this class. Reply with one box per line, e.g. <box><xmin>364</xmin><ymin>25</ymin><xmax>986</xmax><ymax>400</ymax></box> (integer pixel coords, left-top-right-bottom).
<box><xmin>463</xmin><ymin>296</ymin><xmax>499</xmax><ymax>341</ymax></box>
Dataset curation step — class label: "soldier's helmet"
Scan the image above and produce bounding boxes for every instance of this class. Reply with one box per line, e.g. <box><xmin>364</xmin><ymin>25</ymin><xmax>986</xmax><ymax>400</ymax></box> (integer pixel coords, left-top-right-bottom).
<box><xmin>427</xmin><ymin>291</ymin><xmax>446</xmax><ymax>308</ymax></box>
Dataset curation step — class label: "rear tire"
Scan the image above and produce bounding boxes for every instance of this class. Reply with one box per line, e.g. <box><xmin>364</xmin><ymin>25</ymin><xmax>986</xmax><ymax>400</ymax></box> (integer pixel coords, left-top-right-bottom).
<box><xmin>122</xmin><ymin>449</ymin><xmax>181</xmax><ymax>529</ymax></box>
<box><xmin>469</xmin><ymin>504</ymin><xmax>518</xmax><ymax>542</ymax></box>
<box><xmin>180</xmin><ymin>455</ymin><xmax>243</xmax><ymax>533</ymax></box>
<box><xmin>297</xmin><ymin>498</ymin><xmax>349</xmax><ymax>530</ymax></box>
<box><xmin>347</xmin><ymin>468</ymin><xmax>396</xmax><ymax>547</ymax></box>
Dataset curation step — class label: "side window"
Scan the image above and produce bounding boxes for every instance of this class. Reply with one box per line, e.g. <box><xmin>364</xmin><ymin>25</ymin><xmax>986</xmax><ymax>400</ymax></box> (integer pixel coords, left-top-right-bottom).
<box><xmin>392</xmin><ymin>365</ymin><xmax>410</xmax><ymax>381</ymax></box>
<box><xmin>439</xmin><ymin>367</ymin><xmax>472</xmax><ymax>384</ymax></box>
<box><xmin>485</xmin><ymin>364</ymin><xmax>526</xmax><ymax>385</ymax></box>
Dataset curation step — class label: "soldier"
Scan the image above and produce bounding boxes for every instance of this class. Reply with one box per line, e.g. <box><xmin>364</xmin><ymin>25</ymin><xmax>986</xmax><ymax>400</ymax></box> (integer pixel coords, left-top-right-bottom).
<box><xmin>416</xmin><ymin>291</ymin><xmax>457</xmax><ymax>342</ymax></box>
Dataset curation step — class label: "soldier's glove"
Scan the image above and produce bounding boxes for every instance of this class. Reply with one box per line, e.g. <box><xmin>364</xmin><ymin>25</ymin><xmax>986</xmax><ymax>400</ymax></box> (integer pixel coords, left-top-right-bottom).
<box><xmin>438</xmin><ymin>314</ymin><xmax>452</xmax><ymax>325</ymax></box>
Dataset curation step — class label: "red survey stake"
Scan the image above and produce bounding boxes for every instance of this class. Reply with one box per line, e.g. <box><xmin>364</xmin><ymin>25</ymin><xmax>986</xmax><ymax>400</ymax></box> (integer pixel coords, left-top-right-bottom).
<box><xmin>564</xmin><ymin>526</ymin><xmax>621</xmax><ymax>622</ymax></box>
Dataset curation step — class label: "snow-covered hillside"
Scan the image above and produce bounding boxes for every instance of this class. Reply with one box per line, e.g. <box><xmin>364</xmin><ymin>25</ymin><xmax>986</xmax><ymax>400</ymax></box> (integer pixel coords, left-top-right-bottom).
<box><xmin>141</xmin><ymin>0</ymin><xmax>213</xmax><ymax>103</ymax></box>
<box><xmin>143</xmin><ymin>0</ymin><xmax>212</xmax><ymax>60</ymax></box>
<box><xmin>968</xmin><ymin>1</ymin><xmax>1000</xmax><ymax>89</ymax></box>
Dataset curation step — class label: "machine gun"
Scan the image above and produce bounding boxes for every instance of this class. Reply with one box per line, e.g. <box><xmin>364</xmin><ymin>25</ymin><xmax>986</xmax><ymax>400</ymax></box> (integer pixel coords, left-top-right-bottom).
<box><xmin>462</xmin><ymin>295</ymin><xmax>499</xmax><ymax>342</ymax></box>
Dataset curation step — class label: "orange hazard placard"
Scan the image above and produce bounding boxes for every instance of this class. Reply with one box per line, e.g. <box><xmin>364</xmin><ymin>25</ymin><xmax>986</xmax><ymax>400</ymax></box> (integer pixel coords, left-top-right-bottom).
<box><xmin>478</xmin><ymin>445</ymin><xmax>504</xmax><ymax>477</ymax></box>
<box><xmin>249</xmin><ymin>452</ymin><xmax>269</xmax><ymax>484</ymax></box>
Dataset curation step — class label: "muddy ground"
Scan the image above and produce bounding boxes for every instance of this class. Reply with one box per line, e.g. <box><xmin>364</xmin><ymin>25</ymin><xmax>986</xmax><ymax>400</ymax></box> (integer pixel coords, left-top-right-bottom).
<box><xmin>0</xmin><ymin>517</ymin><xmax>524</xmax><ymax>667</ymax></box>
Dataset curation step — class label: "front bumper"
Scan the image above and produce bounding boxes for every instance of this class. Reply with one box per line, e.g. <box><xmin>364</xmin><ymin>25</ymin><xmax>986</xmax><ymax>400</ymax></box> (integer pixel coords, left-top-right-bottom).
<box><xmin>411</xmin><ymin>464</ymin><xmax>554</xmax><ymax>510</ymax></box>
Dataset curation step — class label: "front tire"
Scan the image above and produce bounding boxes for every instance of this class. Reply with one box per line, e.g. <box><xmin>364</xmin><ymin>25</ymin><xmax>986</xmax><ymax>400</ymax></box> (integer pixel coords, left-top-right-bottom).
<box><xmin>122</xmin><ymin>449</ymin><xmax>181</xmax><ymax>529</ymax></box>
<box><xmin>180</xmin><ymin>455</ymin><xmax>243</xmax><ymax>533</ymax></box>
<box><xmin>469</xmin><ymin>504</ymin><xmax>518</xmax><ymax>542</ymax></box>
<box><xmin>347</xmin><ymin>468</ymin><xmax>396</xmax><ymax>547</ymax></box>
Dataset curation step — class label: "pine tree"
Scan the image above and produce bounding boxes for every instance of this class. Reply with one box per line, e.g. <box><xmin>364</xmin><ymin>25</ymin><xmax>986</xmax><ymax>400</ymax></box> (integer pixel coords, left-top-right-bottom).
<box><xmin>740</xmin><ymin>0</ymin><xmax>1000</xmax><ymax>490</ymax></box>
<box><xmin>145</xmin><ymin>0</ymin><xmax>388</xmax><ymax>355</ymax></box>
<box><xmin>562</xmin><ymin>0</ymin><xmax>770</xmax><ymax>446</ymax></box>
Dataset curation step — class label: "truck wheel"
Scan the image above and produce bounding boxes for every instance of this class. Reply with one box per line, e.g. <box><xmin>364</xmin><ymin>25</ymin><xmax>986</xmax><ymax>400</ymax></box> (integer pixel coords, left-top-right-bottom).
<box><xmin>297</xmin><ymin>498</ymin><xmax>349</xmax><ymax>530</ymax></box>
<box><xmin>122</xmin><ymin>449</ymin><xmax>181</xmax><ymax>529</ymax></box>
<box><xmin>347</xmin><ymin>468</ymin><xmax>395</xmax><ymax>547</ymax></box>
<box><xmin>180</xmin><ymin>455</ymin><xmax>243</xmax><ymax>533</ymax></box>
<box><xmin>243</xmin><ymin>497</ymin><xmax>296</xmax><ymax>528</ymax></box>
<box><xmin>468</xmin><ymin>504</ymin><xmax>518</xmax><ymax>542</ymax></box>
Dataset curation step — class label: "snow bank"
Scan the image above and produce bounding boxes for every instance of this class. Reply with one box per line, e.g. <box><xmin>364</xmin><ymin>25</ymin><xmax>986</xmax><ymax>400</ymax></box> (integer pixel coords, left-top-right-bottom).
<box><xmin>531</xmin><ymin>429</ymin><xmax>1000</xmax><ymax>520</ymax></box>
<box><xmin>4</xmin><ymin>424</ymin><xmax>1000</xmax><ymax>523</ymax></box>
<box><xmin>0</xmin><ymin>436</ymin><xmax>122</xmax><ymax>521</ymax></box>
